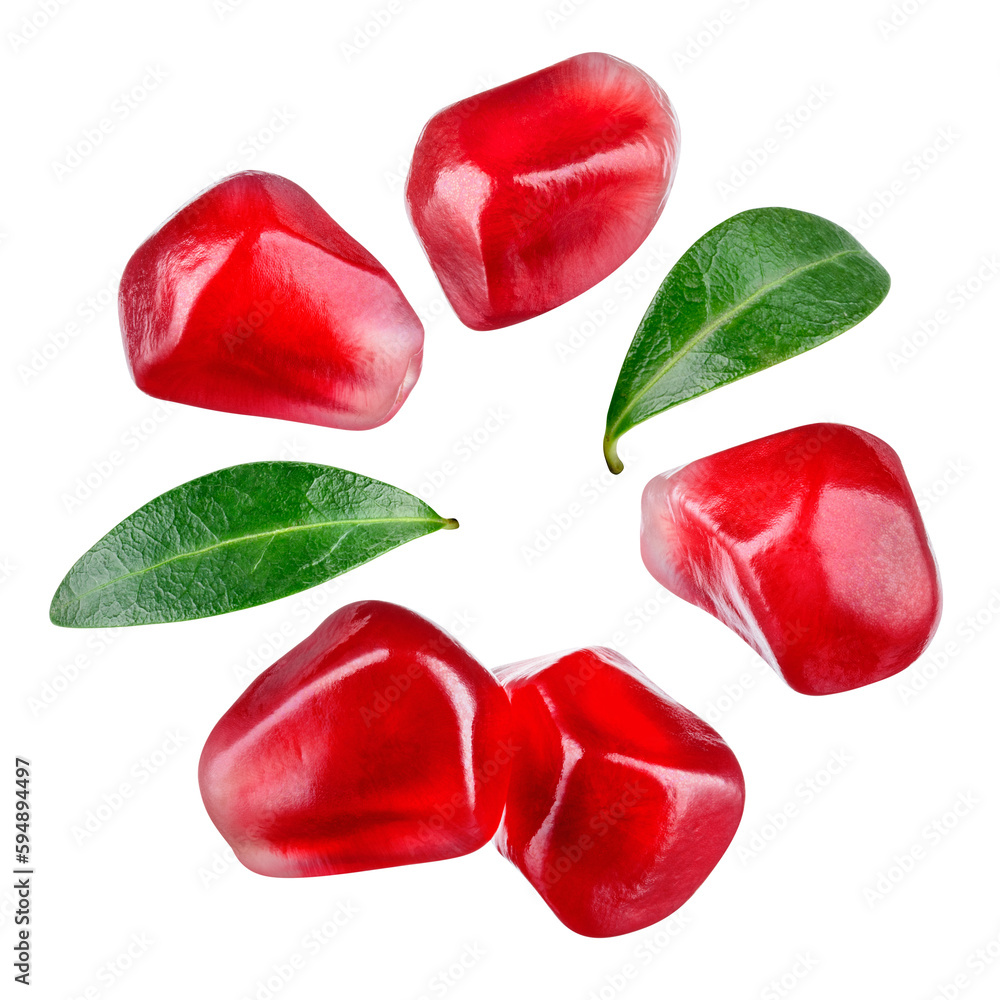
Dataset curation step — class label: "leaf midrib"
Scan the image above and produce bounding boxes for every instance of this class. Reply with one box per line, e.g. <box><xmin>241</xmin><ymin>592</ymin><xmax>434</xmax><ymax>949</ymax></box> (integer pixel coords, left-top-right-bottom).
<box><xmin>607</xmin><ymin>247</ymin><xmax>862</xmax><ymax>440</ymax></box>
<box><xmin>54</xmin><ymin>515</ymin><xmax>447</xmax><ymax>611</ymax></box>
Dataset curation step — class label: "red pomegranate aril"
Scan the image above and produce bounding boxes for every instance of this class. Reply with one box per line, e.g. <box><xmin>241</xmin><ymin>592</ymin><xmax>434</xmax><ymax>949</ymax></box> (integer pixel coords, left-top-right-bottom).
<box><xmin>495</xmin><ymin>647</ymin><xmax>744</xmax><ymax>937</ymax></box>
<box><xmin>406</xmin><ymin>52</ymin><xmax>679</xmax><ymax>330</ymax></box>
<box><xmin>120</xmin><ymin>171</ymin><xmax>423</xmax><ymax>429</ymax></box>
<box><xmin>199</xmin><ymin>601</ymin><xmax>512</xmax><ymax>877</ymax></box>
<box><xmin>641</xmin><ymin>423</ymin><xmax>943</xmax><ymax>695</ymax></box>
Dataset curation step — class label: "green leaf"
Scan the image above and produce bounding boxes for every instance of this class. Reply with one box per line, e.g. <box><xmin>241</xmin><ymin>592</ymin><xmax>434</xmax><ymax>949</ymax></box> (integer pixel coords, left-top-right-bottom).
<box><xmin>50</xmin><ymin>462</ymin><xmax>458</xmax><ymax>627</ymax></box>
<box><xmin>603</xmin><ymin>207</ymin><xmax>891</xmax><ymax>473</ymax></box>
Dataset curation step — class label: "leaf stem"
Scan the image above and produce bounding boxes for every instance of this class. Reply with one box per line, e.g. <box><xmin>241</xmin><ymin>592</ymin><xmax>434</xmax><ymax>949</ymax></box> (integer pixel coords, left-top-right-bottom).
<box><xmin>603</xmin><ymin>434</ymin><xmax>624</xmax><ymax>475</ymax></box>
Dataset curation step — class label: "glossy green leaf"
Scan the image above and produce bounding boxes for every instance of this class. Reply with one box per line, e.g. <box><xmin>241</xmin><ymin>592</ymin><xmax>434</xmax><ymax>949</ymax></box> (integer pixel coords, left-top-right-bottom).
<box><xmin>603</xmin><ymin>207</ymin><xmax>891</xmax><ymax>473</ymax></box>
<box><xmin>50</xmin><ymin>462</ymin><xmax>458</xmax><ymax>627</ymax></box>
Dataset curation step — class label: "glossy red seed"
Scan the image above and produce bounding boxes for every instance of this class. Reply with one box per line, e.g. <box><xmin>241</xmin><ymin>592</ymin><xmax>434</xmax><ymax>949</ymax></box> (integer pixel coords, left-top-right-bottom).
<box><xmin>199</xmin><ymin>601</ymin><xmax>512</xmax><ymax>877</ymax></box>
<box><xmin>406</xmin><ymin>52</ymin><xmax>679</xmax><ymax>330</ymax></box>
<box><xmin>120</xmin><ymin>171</ymin><xmax>423</xmax><ymax>429</ymax></box>
<box><xmin>641</xmin><ymin>423</ymin><xmax>943</xmax><ymax>695</ymax></box>
<box><xmin>495</xmin><ymin>647</ymin><xmax>744</xmax><ymax>937</ymax></box>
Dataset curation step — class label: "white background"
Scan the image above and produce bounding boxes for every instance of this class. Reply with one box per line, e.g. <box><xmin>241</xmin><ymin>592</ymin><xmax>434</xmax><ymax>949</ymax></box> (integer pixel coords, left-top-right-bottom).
<box><xmin>3</xmin><ymin>0</ymin><xmax>999</xmax><ymax>997</ymax></box>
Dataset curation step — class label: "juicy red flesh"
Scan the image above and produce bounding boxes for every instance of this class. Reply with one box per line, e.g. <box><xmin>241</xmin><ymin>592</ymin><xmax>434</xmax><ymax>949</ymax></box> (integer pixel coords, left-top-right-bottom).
<box><xmin>119</xmin><ymin>171</ymin><xmax>423</xmax><ymax>429</ymax></box>
<box><xmin>495</xmin><ymin>647</ymin><xmax>745</xmax><ymax>937</ymax></box>
<box><xmin>406</xmin><ymin>52</ymin><xmax>679</xmax><ymax>330</ymax></box>
<box><xmin>641</xmin><ymin>423</ymin><xmax>943</xmax><ymax>695</ymax></box>
<box><xmin>199</xmin><ymin>601</ymin><xmax>512</xmax><ymax>877</ymax></box>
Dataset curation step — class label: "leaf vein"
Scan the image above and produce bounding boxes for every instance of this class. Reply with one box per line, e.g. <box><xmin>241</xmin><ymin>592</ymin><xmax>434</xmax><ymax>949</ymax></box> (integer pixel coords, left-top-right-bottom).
<box><xmin>57</xmin><ymin>515</ymin><xmax>447</xmax><ymax>611</ymax></box>
<box><xmin>608</xmin><ymin>247</ymin><xmax>863</xmax><ymax>439</ymax></box>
